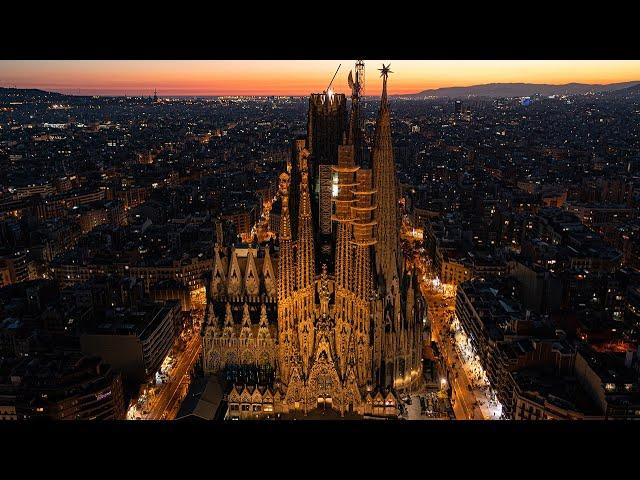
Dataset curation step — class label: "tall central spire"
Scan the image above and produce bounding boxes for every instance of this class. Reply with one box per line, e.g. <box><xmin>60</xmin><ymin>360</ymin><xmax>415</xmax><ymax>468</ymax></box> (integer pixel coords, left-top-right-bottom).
<box><xmin>372</xmin><ymin>64</ymin><xmax>400</xmax><ymax>292</ymax></box>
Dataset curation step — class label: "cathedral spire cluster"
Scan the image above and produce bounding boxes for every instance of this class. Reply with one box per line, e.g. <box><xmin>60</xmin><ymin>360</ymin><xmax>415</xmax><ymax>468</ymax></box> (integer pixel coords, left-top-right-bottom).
<box><xmin>202</xmin><ymin>61</ymin><xmax>425</xmax><ymax>419</ymax></box>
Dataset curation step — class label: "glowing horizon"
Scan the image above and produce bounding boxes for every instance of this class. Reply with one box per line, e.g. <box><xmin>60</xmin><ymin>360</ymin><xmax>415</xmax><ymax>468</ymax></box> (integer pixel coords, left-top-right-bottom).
<box><xmin>2</xmin><ymin>60</ymin><xmax>640</xmax><ymax>96</ymax></box>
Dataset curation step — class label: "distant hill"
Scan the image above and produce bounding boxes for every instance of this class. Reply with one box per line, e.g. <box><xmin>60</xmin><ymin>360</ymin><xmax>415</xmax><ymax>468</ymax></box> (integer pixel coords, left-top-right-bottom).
<box><xmin>0</xmin><ymin>87</ymin><xmax>71</xmax><ymax>101</ymax></box>
<box><xmin>403</xmin><ymin>81</ymin><xmax>640</xmax><ymax>99</ymax></box>
<box><xmin>607</xmin><ymin>82</ymin><xmax>640</xmax><ymax>97</ymax></box>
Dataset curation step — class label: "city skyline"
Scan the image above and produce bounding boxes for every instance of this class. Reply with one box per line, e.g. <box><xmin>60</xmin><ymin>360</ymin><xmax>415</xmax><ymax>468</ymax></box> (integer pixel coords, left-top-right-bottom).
<box><xmin>2</xmin><ymin>60</ymin><xmax>640</xmax><ymax>96</ymax></box>
<box><xmin>2</xmin><ymin>55</ymin><xmax>640</xmax><ymax>423</ymax></box>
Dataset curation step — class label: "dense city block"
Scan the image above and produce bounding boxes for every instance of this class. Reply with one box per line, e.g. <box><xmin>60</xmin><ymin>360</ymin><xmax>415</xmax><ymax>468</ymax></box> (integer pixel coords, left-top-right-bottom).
<box><xmin>1</xmin><ymin>69</ymin><xmax>639</xmax><ymax>421</ymax></box>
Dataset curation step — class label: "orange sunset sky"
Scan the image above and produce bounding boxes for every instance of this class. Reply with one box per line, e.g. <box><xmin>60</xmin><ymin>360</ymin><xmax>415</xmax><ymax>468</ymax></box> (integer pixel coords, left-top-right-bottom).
<box><xmin>1</xmin><ymin>60</ymin><xmax>640</xmax><ymax>96</ymax></box>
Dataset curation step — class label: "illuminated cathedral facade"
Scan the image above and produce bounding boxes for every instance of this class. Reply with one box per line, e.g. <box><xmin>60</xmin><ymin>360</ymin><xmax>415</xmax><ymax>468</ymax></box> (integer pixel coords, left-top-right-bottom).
<box><xmin>201</xmin><ymin>63</ymin><xmax>425</xmax><ymax>418</ymax></box>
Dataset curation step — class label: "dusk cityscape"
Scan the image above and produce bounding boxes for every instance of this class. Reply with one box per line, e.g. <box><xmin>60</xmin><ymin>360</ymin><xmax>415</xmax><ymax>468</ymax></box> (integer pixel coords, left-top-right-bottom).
<box><xmin>2</xmin><ymin>58</ymin><xmax>640</xmax><ymax>423</ymax></box>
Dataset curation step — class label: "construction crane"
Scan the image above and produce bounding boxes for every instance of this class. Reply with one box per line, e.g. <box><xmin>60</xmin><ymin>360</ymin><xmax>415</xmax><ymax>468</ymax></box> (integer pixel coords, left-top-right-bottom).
<box><xmin>326</xmin><ymin>64</ymin><xmax>341</xmax><ymax>92</ymax></box>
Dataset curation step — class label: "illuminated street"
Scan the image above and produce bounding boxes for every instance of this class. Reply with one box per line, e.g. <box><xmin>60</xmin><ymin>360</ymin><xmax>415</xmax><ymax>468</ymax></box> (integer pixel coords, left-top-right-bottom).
<box><xmin>147</xmin><ymin>333</ymin><xmax>201</xmax><ymax>420</ymax></box>
<box><xmin>448</xmin><ymin>316</ymin><xmax>502</xmax><ymax>419</ymax></box>
<box><xmin>412</xmin><ymin>250</ymin><xmax>502</xmax><ymax>420</ymax></box>
<box><xmin>127</xmin><ymin>311</ymin><xmax>203</xmax><ymax>421</ymax></box>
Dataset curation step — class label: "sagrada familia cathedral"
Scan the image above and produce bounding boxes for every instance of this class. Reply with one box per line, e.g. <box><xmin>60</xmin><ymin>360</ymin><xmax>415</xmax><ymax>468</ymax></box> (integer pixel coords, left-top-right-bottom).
<box><xmin>201</xmin><ymin>62</ymin><xmax>425</xmax><ymax>418</ymax></box>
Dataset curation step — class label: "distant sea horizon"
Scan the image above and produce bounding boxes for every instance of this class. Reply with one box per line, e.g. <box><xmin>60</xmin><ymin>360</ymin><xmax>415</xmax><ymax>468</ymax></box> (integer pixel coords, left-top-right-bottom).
<box><xmin>3</xmin><ymin>79</ymin><xmax>640</xmax><ymax>99</ymax></box>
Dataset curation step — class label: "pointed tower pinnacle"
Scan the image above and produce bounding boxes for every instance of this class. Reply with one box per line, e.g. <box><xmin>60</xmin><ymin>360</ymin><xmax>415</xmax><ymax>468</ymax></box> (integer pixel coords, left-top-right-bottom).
<box><xmin>240</xmin><ymin>302</ymin><xmax>252</xmax><ymax>339</ymax></box>
<box><xmin>379</xmin><ymin>64</ymin><xmax>392</xmax><ymax>108</ymax></box>
<box><xmin>211</xmin><ymin>246</ymin><xmax>227</xmax><ymax>296</ymax></box>
<box><xmin>347</xmin><ymin>60</ymin><xmax>366</xmax><ymax>164</ymax></box>
<box><xmin>258</xmin><ymin>303</ymin><xmax>270</xmax><ymax>340</ymax></box>
<box><xmin>277</xmin><ymin>172</ymin><xmax>294</xmax><ymax>302</ymax></box>
<box><xmin>244</xmin><ymin>250</ymin><xmax>260</xmax><ymax>296</ymax></box>
<box><xmin>295</xmin><ymin>150</ymin><xmax>315</xmax><ymax>291</ymax></box>
<box><xmin>277</xmin><ymin>172</ymin><xmax>297</xmax><ymax>383</ymax></box>
<box><xmin>262</xmin><ymin>247</ymin><xmax>276</xmax><ymax>297</ymax></box>
<box><xmin>372</xmin><ymin>64</ymin><xmax>400</xmax><ymax>292</ymax></box>
<box><xmin>223</xmin><ymin>302</ymin><xmax>235</xmax><ymax>337</ymax></box>
<box><xmin>227</xmin><ymin>247</ymin><xmax>242</xmax><ymax>296</ymax></box>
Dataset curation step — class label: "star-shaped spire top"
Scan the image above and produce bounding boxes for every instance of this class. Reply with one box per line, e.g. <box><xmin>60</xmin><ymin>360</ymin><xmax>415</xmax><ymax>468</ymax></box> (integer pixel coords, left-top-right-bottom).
<box><xmin>379</xmin><ymin>64</ymin><xmax>392</xmax><ymax>79</ymax></box>
<box><xmin>379</xmin><ymin>64</ymin><xmax>392</xmax><ymax>108</ymax></box>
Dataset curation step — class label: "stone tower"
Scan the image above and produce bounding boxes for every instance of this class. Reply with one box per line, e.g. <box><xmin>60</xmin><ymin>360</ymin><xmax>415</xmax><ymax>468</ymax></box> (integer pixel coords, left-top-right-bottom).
<box><xmin>372</xmin><ymin>64</ymin><xmax>401</xmax><ymax>295</ymax></box>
